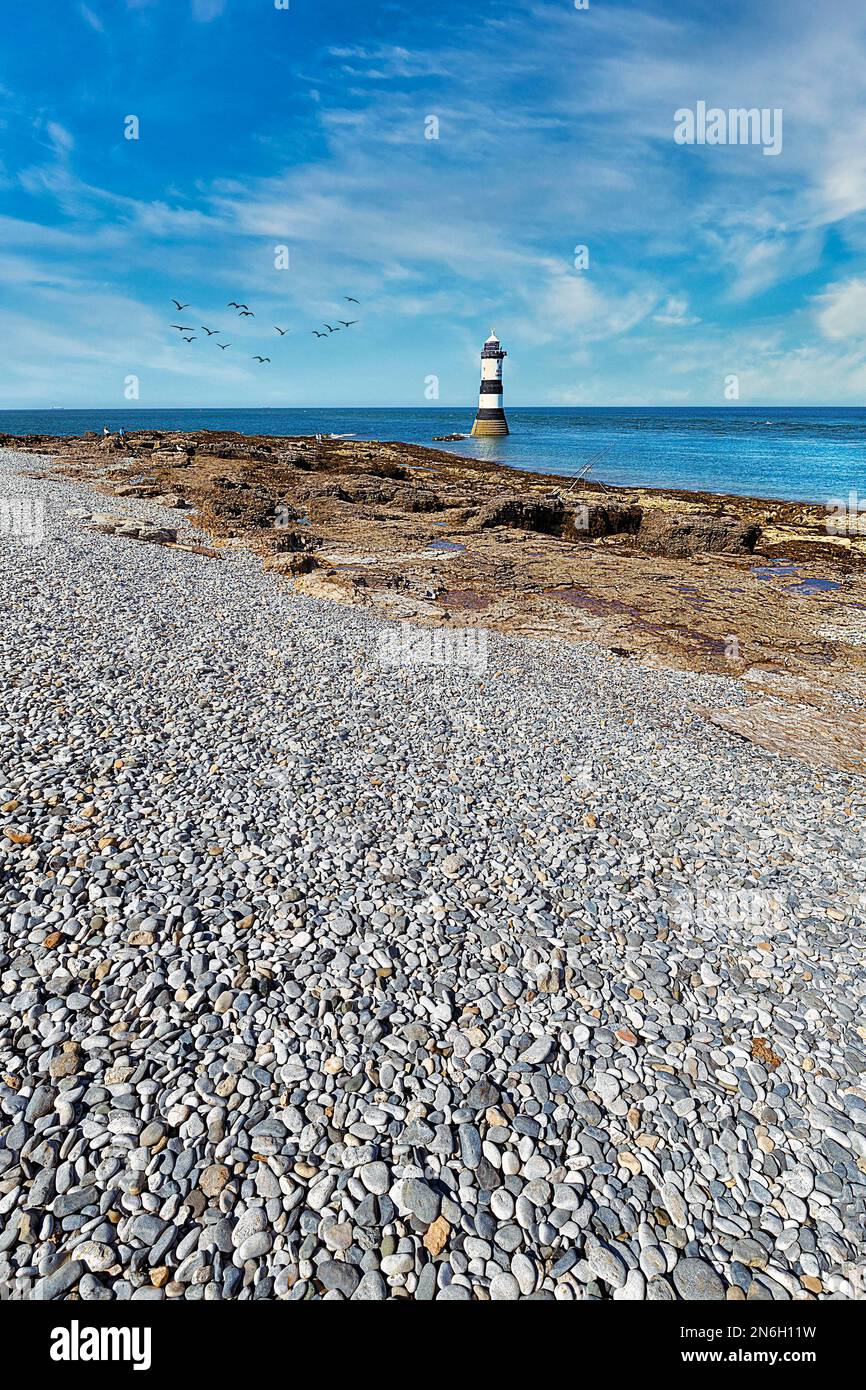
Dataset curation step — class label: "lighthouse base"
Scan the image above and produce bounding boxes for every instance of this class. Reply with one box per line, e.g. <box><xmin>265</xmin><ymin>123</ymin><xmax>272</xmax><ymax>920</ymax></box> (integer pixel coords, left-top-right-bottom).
<box><xmin>471</xmin><ymin>416</ymin><xmax>509</xmax><ymax>437</ymax></box>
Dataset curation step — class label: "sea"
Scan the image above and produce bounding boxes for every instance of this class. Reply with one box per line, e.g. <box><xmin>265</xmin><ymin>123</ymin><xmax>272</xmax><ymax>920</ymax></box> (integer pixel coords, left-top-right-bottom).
<box><xmin>2</xmin><ymin>406</ymin><xmax>866</xmax><ymax>504</ymax></box>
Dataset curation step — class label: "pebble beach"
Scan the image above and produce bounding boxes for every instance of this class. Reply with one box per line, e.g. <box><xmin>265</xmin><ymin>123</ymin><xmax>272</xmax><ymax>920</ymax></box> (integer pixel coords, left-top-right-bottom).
<box><xmin>1</xmin><ymin>446</ymin><xmax>865</xmax><ymax>1302</ymax></box>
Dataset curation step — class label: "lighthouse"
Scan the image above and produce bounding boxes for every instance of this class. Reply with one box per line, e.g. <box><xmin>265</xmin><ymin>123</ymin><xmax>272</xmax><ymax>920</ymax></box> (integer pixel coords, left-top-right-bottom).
<box><xmin>471</xmin><ymin>330</ymin><xmax>509</xmax><ymax>437</ymax></box>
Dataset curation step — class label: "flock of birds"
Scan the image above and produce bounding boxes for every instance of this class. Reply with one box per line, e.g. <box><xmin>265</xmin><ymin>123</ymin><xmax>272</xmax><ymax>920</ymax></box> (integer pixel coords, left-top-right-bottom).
<box><xmin>168</xmin><ymin>296</ymin><xmax>360</xmax><ymax>363</ymax></box>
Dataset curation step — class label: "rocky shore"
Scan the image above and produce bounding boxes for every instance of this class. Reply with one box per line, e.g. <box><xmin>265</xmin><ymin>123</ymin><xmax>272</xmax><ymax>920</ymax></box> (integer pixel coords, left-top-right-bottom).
<box><xmin>8</xmin><ymin>426</ymin><xmax>866</xmax><ymax>774</ymax></box>
<box><xmin>0</xmin><ymin>442</ymin><xmax>864</xmax><ymax>1302</ymax></box>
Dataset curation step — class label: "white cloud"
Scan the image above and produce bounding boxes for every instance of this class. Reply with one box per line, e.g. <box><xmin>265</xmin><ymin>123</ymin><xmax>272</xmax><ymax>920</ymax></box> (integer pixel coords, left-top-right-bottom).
<box><xmin>518</xmin><ymin>267</ymin><xmax>658</xmax><ymax>346</ymax></box>
<box><xmin>815</xmin><ymin>278</ymin><xmax>866</xmax><ymax>341</ymax></box>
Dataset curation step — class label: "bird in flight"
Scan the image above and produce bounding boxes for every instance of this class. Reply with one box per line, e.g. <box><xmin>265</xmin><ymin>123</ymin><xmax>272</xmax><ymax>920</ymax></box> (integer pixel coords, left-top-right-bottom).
<box><xmin>202</xmin><ymin>326</ymin><xmax>220</xmax><ymax>336</ymax></box>
<box><xmin>182</xmin><ymin>335</ymin><xmax>197</xmax><ymax>343</ymax></box>
<box><xmin>171</xmin><ymin>324</ymin><xmax>194</xmax><ymax>332</ymax></box>
<box><xmin>253</xmin><ymin>355</ymin><xmax>271</xmax><ymax>363</ymax></box>
<box><xmin>344</xmin><ymin>296</ymin><xmax>360</xmax><ymax>305</ymax></box>
<box><xmin>339</xmin><ymin>320</ymin><xmax>358</xmax><ymax>328</ymax></box>
<box><xmin>227</xmin><ymin>301</ymin><xmax>249</xmax><ymax>310</ymax></box>
<box><xmin>239</xmin><ymin>310</ymin><xmax>255</xmax><ymax>317</ymax></box>
<box><xmin>171</xmin><ymin>299</ymin><xmax>191</xmax><ymax>311</ymax></box>
<box><xmin>217</xmin><ymin>342</ymin><xmax>231</xmax><ymax>350</ymax></box>
<box><xmin>323</xmin><ymin>323</ymin><xmax>339</xmax><ymax>333</ymax></box>
<box><xmin>312</xmin><ymin>330</ymin><xmax>327</xmax><ymax>338</ymax></box>
<box><xmin>274</xmin><ymin>326</ymin><xmax>290</xmax><ymax>335</ymax></box>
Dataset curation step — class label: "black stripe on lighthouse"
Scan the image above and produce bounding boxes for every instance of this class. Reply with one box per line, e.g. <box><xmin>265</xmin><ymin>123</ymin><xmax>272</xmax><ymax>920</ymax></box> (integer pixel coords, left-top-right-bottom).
<box><xmin>474</xmin><ymin>408</ymin><xmax>507</xmax><ymax>420</ymax></box>
<box><xmin>480</xmin><ymin>380</ymin><xmax>503</xmax><ymax>394</ymax></box>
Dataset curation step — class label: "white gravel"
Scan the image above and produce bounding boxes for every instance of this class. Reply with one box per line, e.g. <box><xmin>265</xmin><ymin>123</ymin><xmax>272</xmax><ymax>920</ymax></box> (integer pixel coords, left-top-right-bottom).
<box><xmin>1</xmin><ymin>446</ymin><xmax>864</xmax><ymax>1302</ymax></box>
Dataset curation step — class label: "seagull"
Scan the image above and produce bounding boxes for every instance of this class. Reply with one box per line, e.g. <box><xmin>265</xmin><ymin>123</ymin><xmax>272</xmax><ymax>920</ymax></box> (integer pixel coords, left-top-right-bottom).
<box><xmin>239</xmin><ymin>310</ymin><xmax>255</xmax><ymax>317</ymax></box>
<box><xmin>201</xmin><ymin>326</ymin><xmax>220</xmax><ymax>336</ymax></box>
<box><xmin>323</xmin><ymin>324</ymin><xmax>339</xmax><ymax>333</ymax></box>
<box><xmin>171</xmin><ymin>299</ymin><xmax>191</xmax><ymax>311</ymax></box>
<box><xmin>171</xmin><ymin>325</ymin><xmax>194</xmax><ymax>332</ymax></box>
<box><xmin>227</xmin><ymin>302</ymin><xmax>249</xmax><ymax>310</ymax></box>
<box><xmin>274</xmin><ymin>326</ymin><xmax>290</xmax><ymax>335</ymax></box>
<box><xmin>339</xmin><ymin>320</ymin><xmax>358</xmax><ymax>328</ymax></box>
<box><xmin>253</xmin><ymin>355</ymin><xmax>271</xmax><ymax>363</ymax></box>
<box><xmin>182</xmin><ymin>335</ymin><xmax>197</xmax><ymax>343</ymax></box>
<box><xmin>217</xmin><ymin>342</ymin><xmax>231</xmax><ymax>350</ymax></box>
<box><xmin>312</xmin><ymin>330</ymin><xmax>327</xmax><ymax>338</ymax></box>
<box><xmin>344</xmin><ymin>297</ymin><xmax>360</xmax><ymax>305</ymax></box>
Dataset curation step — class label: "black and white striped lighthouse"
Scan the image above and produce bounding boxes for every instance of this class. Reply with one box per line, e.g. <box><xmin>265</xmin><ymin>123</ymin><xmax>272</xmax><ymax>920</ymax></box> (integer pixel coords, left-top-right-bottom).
<box><xmin>471</xmin><ymin>330</ymin><xmax>509</xmax><ymax>437</ymax></box>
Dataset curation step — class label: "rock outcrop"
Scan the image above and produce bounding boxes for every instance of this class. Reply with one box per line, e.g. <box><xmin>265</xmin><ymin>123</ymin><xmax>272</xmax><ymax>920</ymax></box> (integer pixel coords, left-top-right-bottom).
<box><xmin>477</xmin><ymin>493</ymin><xmax>564</xmax><ymax>534</ymax></box>
<box><xmin>635</xmin><ymin>512</ymin><xmax>761</xmax><ymax>558</ymax></box>
<box><xmin>562</xmin><ymin>502</ymin><xmax>643</xmax><ymax>541</ymax></box>
<box><xmin>696</xmin><ymin>699</ymin><xmax>866</xmax><ymax>774</ymax></box>
<box><xmin>263</xmin><ymin>553</ymin><xmax>320</xmax><ymax>576</ymax></box>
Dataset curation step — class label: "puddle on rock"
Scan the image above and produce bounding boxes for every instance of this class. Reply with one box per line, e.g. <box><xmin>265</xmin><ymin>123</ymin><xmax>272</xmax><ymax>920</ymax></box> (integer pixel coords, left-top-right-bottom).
<box><xmin>753</xmin><ymin>564</ymin><xmax>800</xmax><ymax>580</ymax></box>
<box><xmin>426</xmin><ymin>539</ymin><xmax>466</xmax><ymax>554</ymax></box>
<box><xmin>752</xmin><ymin>560</ymin><xmax>840</xmax><ymax>596</ymax></box>
<box><xmin>786</xmin><ymin>578</ymin><xmax>841</xmax><ymax>596</ymax></box>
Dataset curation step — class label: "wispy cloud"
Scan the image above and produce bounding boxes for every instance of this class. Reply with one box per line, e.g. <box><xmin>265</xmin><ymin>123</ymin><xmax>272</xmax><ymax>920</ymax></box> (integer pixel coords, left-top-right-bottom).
<box><xmin>815</xmin><ymin>278</ymin><xmax>866</xmax><ymax>341</ymax></box>
<box><xmin>653</xmin><ymin>296</ymin><xmax>700</xmax><ymax>327</ymax></box>
<box><xmin>191</xmin><ymin>0</ymin><xmax>227</xmax><ymax>22</ymax></box>
<box><xmin>78</xmin><ymin>4</ymin><xmax>104</xmax><ymax>34</ymax></box>
<box><xmin>46</xmin><ymin>121</ymin><xmax>74</xmax><ymax>154</ymax></box>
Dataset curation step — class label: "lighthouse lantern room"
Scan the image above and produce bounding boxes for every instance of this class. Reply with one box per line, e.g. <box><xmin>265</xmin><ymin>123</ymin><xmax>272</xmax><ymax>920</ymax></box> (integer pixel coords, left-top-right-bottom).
<box><xmin>471</xmin><ymin>330</ymin><xmax>509</xmax><ymax>437</ymax></box>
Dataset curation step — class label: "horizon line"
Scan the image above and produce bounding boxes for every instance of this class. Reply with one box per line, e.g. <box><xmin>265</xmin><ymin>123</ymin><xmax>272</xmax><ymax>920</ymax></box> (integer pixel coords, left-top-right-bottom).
<box><xmin>2</xmin><ymin>403</ymin><xmax>864</xmax><ymax>413</ymax></box>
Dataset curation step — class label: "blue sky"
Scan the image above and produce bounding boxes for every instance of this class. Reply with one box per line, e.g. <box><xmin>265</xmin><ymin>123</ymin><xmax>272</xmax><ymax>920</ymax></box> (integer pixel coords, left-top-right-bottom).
<box><xmin>2</xmin><ymin>0</ymin><xmax>866</xmax><ymax>407</ymax></box>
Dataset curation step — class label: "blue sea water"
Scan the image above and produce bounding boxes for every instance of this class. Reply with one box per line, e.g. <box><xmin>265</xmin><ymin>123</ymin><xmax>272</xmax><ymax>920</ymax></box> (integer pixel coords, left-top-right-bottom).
<box><xmin>2</xmin><ymin>406</ymin><xmax>865</xmax><ymax>504</ymax></box>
